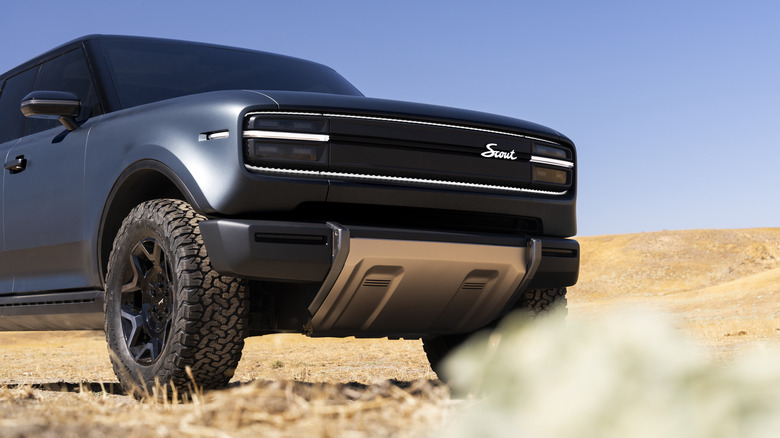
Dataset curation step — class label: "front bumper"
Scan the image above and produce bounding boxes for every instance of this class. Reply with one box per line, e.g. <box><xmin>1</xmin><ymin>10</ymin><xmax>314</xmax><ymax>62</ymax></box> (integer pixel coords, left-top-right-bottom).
<box><xmin>199</xmin><ymin>220</ymin><xmax>578</xmax><ymax>337</ymax></box>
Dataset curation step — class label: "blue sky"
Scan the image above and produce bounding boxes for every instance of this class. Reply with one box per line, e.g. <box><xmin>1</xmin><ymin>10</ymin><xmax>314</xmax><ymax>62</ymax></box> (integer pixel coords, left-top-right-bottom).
<box><xmin>2</xmin><ymin>1</ymin><xmax>778</xmax><ymax>236</ymax></box>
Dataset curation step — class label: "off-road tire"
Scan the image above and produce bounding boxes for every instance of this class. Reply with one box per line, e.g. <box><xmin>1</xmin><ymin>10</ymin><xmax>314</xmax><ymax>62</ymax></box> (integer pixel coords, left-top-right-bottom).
<box><xmin>423</xmin><ymin>287</ymin><xmax>567</xmax><ymax>378</ymax></box>
<box><xmin>104</xmin><ymin>199</ymin><xmax>248</xmax><ymax>398</ymax></box>
<box><xmin>515</xmin><ymin>287</ymin><xmax>568</xmax><ymax>319</ymax></box>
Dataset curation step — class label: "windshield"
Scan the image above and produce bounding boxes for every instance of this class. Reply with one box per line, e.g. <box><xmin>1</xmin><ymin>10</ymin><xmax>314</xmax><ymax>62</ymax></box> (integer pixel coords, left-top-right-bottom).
<box><xmin>100</xmin><ymin>39</ymin><xmax>363</xmax><ymax>109</ymax></box>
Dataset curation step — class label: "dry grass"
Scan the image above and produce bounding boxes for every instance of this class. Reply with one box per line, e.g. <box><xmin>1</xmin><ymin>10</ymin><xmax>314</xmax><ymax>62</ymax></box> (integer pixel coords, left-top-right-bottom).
<box><xmin>0</xmin><ymin>334</ymin><xmax>445</xmax><ymax>437</ymax></box>
<box><xmin>2</xmin><ymin>227</ymin><xmax>780</xmax><ymax>436</ymax></box>
<box><xmin>0</xmin><ymin>379</ymin><xmax>451</xmax><ymax>438</ymax></box>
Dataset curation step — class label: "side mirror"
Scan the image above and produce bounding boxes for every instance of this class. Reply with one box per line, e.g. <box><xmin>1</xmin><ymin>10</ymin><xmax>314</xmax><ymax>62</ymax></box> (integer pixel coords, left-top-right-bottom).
<box><xmin>20</xmin><ymin>90</ymin><xmax>82</xmax><ymax>131</ymax></box>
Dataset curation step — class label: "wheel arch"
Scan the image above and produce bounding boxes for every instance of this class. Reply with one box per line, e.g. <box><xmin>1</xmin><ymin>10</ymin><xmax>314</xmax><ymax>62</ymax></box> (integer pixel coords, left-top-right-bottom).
<box><xmin>97</xmin><ymin>160</ymin><xmax>205</xmax><ymax>285</ymax></box>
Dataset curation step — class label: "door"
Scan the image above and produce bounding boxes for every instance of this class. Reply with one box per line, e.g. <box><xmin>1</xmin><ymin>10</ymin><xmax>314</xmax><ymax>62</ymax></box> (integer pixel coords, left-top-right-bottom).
<box><xmin>0</xmin><ymin>65</ymin><xmax>37</xmax><ymax>293</ymax></box>
<box><xmin>0</xmin><ymin>138</ymin><xmax>21</xmax><ymax>293</ymax></box>
<box><xmin>4</xmin><ymin>127</ymin><xmax>91</xmax><ymax>292</ymax></box>
<box><xmin>1</xmin><ymin>47</ymin><xmax>101</xmax><ymax>293</ymax></box>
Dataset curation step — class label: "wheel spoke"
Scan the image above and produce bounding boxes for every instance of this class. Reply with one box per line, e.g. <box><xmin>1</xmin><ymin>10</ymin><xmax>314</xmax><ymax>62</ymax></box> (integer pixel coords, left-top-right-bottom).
<box><xmin>121</xmin><ymin>254</ymin><xmax>143</xmax><ymax>293</ymax></box>
<box><xmin>140</xmin><ymin>240</ymin><xmax>164</xmax><ymax>270</ymax></box>
<box><xmin>121</xmin><ymin>309</ymin><xmax>145</xmax><ymax>348</ymax></box>
<box><xmin>119</xmin><ymin>238</ymin><xmax>174</xmax><ymax>365</ymax></box>
<box><xmin>135</xmin><ymin>319</ymin><xmax>168</xmax><ymax>362</ymax></box>
<box><xmin>133</xmin><ymin>342</ymin><xmax>153</xmax><ymax>362</ymax></box>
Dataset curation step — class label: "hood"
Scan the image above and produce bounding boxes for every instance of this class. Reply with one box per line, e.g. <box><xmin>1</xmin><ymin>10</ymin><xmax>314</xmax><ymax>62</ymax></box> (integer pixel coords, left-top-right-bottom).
<box><xmin>253</xmin><ymin>90</ymin><xmax>571</xmax><ymax>146</ymax></box>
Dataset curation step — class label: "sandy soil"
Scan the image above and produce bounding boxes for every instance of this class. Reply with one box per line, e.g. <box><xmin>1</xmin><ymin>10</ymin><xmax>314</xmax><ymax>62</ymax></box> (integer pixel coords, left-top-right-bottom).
<box><xmin>568</xmin><ymin>228</ymin><xmax>780</xmax><ymax>360</ymax></box>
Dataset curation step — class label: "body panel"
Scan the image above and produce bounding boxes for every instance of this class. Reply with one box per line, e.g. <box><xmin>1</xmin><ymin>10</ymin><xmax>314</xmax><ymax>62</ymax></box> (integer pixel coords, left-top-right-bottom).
<box><xmin>2</xmin><ymin>125</ymin><xmax>91</xmax><ymax>293</ymax></box>
<box><xmin>0</xmin><ymin>139</ymin><xmax>19</xmax><ymax>291</ymax></box>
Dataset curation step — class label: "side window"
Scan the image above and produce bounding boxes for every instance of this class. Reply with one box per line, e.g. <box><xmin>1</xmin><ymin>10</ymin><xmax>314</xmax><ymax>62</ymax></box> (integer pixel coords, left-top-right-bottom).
<box><xmin>29</xmin><ymin>48</ymin><xmax>101</xmax><ymax>135</ymax></box>
<box><xmin>0</xmin><ymin>66</ymin><xmax>38</xmax><ymax>143</ymax></box>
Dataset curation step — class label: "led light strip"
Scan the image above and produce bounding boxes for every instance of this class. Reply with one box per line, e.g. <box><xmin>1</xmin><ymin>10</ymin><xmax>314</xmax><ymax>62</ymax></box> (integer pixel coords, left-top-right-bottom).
<box><xmin>206</xmin><ymin>131</ymin><xmax>230</xmax><ymax>140</ymax></box>
<box><xmin>244</xmin><ymin>130</ymin><xmax>330</xmax><ymax>142</ymax></box>
<box><xmin>530</xmin><ymin>156</ymin><xmax>575</xmax><ymax>169</ymax></box>
<box><xmin>245</xmin><ymin>111</ymin><xmax>564</xmax><ymax>145</ymax></box>
<box><xmin>244</xmin><ymin>164</ymin><xmax>568</xmax><ymax>196</ymax></box>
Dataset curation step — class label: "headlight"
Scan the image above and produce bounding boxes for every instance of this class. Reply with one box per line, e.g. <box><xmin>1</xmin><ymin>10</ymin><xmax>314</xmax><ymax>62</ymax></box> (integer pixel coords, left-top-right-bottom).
<box><xmin>246</xmin><ymin>116</ymin><xmax>328</xmax><ymax>134</ymax></box>
<box><xmin>244</xmin><ymin>116</ymin><xmax>329</xmax><ymax>167</ymax></box>
<box><xmin>533</xmin><ymin>143</ymin><xmax>570</xmax><ymax>160</ymax></box>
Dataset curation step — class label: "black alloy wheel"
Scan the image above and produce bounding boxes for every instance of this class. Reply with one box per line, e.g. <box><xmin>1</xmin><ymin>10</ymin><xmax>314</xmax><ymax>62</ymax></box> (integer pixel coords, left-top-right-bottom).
<box><xmin>119</xmin><ymin>238</ymin><xmax>174</xmax><ymax>364</ymax></box>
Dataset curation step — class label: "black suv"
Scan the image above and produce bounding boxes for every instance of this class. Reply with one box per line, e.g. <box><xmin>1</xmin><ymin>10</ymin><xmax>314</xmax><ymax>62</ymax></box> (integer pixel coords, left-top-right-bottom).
<box><xmin>0</xmin><ymin>35</ymin><xmax>578</xmax><ymax>395</ymax></box>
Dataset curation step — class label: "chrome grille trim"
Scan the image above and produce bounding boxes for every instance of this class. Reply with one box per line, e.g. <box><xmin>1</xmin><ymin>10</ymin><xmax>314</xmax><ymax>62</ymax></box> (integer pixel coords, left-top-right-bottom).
<box><xmin>244</xmin><ymin>164</ymin><xmax>568</xmax><ymax>196</ymax></box>
<box><xmin>530</xmin><ymin>156</ymin><xmax>575</xmax><ymax>169</ymax></box>
<box><xmin>244</xmin><ymin>130</ymin><xmax>330</xmax><ymax>142</ymax></box>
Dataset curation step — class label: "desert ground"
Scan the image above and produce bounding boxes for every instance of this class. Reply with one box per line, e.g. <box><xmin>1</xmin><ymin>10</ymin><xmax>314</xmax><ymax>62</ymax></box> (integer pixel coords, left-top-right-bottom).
<box><xmin>2</xmin><ymin>228</ymin><xmax>780</xmax><ymax>437</ymax></box>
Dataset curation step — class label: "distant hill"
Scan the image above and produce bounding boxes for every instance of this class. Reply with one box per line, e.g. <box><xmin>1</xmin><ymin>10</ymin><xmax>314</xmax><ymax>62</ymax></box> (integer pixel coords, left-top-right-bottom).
<box><xmin>568</xmin><ymin>228</ymin><xmax>780</xmax><ymax>358</ymax></box>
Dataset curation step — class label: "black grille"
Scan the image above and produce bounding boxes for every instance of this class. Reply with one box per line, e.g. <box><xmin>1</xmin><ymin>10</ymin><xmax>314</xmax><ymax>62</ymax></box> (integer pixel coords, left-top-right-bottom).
<box><xmin>244</xmin><ymin>112</ymin><xmax>573</xmax><ymax>195</ymax></box>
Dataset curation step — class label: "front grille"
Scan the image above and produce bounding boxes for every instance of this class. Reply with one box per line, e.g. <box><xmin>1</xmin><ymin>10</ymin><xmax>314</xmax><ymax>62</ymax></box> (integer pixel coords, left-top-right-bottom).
<box><xmin>243</xmin><ymin>112</ymin><xmax>574</xmax><ymax>196</ymax></box>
